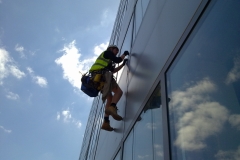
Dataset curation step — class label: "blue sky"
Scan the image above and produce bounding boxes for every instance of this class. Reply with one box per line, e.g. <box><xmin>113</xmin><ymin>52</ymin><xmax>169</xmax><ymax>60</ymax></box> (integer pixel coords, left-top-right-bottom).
<box><xmin>0</xmin><ymin>0</ymin><xmax>120</xmax><ymax>159</ymax></box>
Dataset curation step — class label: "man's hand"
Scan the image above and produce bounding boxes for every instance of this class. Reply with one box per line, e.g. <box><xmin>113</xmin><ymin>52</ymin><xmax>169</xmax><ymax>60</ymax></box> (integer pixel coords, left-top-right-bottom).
<box><xmin>123</xmin><ymin>59</ymin><xmax>128</xmax><ymax>65</ymax></box>
<box><xmin>124</xmin><ymin>51</ymin><xmax>129</xmax><ymax>56</ymax></box>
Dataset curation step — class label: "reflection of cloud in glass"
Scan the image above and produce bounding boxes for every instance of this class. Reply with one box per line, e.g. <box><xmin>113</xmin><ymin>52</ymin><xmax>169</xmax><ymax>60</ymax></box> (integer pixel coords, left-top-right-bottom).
<box><xmin>170</xmin><ymin>78</ymin><xmax>229</xmax><ymax>151</ymax></box>
<box><xmin>171</xmin><ymin>77</ymin><xmax>216</xmax><ymax>112</ymax></box>
<box><xmin>229</xmin><ymin>114</ymin><xmax>240</xmax><ymax>130</ymax></box>
<box><xmin>137</xmin><ymin>154</ymin><xmax>150</xmax><ymax>159</ymax></box>
<box><xmin>146</xmin><ymin>122</ymin><xmax>157</xmax><ymax>129</ymax></box>
<box><xmin>225</xmin><ymin>55</ymin><xmax>240</xmax><ymax>84</ymax></box>
<box><xmin>215</xmin><ymin>146</ymin><xmax>240</xmax><ymax>160</ymax></box>
<box><xmin>154</xmin><ymin>144</ymin><xmax>163</xmax><ymax>157</ymax></box>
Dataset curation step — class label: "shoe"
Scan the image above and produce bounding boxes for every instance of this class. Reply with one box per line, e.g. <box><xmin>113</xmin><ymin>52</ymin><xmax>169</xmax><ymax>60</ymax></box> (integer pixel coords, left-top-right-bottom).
<box><xmin>101</xmin><ymin>120</ymin><xmax>114</xmax><ymax>131</ymax></box>
<box><xmin>105</xmin><ymin>106</ymin><xmax>123</xmax><ymax>121</ymax></box>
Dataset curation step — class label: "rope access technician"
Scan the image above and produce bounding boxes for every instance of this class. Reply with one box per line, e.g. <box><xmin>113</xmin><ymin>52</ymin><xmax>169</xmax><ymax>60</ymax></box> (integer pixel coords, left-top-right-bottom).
<box><xmin>89</xmin><ymin>45</ymin><xmax>129</xmax><ymax>131</ymax></box>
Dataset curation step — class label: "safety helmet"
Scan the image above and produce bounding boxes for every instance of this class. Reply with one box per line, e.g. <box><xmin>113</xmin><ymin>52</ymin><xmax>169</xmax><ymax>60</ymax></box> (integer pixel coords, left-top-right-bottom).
<box><xmin>107</xmin><ymin>44</ymin><xmax>119</xmax><ymax>50</ymax></box>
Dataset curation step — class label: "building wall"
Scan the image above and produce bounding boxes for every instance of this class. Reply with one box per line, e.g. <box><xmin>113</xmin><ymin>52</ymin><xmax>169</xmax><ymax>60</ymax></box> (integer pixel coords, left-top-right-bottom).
<box><xmin>79</xmin><ymin>0</ymin><xmax>240</xmax><ymax>159</ymax></box>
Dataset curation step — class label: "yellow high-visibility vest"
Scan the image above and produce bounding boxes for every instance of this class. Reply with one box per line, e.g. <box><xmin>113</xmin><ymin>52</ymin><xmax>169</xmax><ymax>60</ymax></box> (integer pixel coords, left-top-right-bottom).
<box><xmin>89</xmin><ymin>52</ymin><xmax>111</xmax><ymax>71</ymax></box>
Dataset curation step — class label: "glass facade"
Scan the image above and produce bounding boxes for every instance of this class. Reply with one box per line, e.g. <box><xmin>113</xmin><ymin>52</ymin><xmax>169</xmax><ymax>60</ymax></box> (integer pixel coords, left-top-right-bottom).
<box><xmin>79</xmin><ymin>97</ymin><xmax>104</xmax><ymax>159</ymax></box>
<box><xmin>79</xmin><ymin>0</ymin><xmax>240</xmax><ymax>159</ymax></box>
<box><xmin>123</xmin><ymin>130</ymin><xmax>134</xmax><ymax>159</ymax></box>
<box><xmin>111</xmin><ymin>0</ymin><xmax>129</xmax><ymax>46</ymax></box>
<box><xmin>133</xmin><ymin>0</ymin><xmax>150</xmax><ymax>41</ymax></box>
<box><xmin>166</xmin><ymin>1</ymin><xmax>240</xmax><ymax>160</ymax></box>
<box><xmin>115</xmin><ymin>15</ymin><xmax>133</xmax><ymax>83</ymax></box>
<box><xmin>123</xmin><ymin>83</ymin><xmax>164</xmax><ymax>160</ymax></box>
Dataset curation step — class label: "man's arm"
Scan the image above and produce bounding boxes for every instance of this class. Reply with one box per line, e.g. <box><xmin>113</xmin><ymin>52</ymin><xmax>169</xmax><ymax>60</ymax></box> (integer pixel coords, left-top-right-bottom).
<box><xmin>104</xmin><ymin>51</ymin><xmax>129</xmax><ymax>63</ymax></box>
<box><xmin>119</xmin><ymin>51</ymin><xmax>129</xmax><ymax>61</ymax></box>
<box><xmin>104</xmin><ymin>51</ymin><xmax>122</xmax><ymax>63</ymax></box>
<box><xmin>113</xmin><ymin>63</ymin><xmax>124</xmax><ymax>73</ymax></box>
<box><xmin>113</xmin><ymin>59</ymin><xmax>128</xmax><ymax>73</ymax></box>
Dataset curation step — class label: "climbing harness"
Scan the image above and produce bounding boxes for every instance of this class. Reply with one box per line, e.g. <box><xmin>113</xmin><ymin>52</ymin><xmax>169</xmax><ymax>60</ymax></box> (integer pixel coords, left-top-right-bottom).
<box><xmin>90</xmin><ymin>70</ymin><xmax>106</xmax><ymax>91</ymax></box>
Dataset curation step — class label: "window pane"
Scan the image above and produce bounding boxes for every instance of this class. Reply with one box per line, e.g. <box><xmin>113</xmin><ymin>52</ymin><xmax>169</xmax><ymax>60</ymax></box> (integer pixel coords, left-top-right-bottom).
<box><xmin>151</xmin><ymin>85</ymin><xmax>164</xmax><ymax>160</ymax></box>
<box><xmin>141</xmin><ymin>0</ymin><xmax>150</xmax><ymax>17</ymax></box>
<box><xmin>123</xmin><ymin>131</ymin><xmax>133</xmax><ymax>160</ymax></box>
<box><xmin>134</xmin><ymin>0</ymin><xmax>143</xmax><ymax>38</ymax></box>
<box><xmin>121</xmin><ymin>15</ymin><xmax>133</xmax><ymax>52</ymax></box>
<box><xmin>133</xmin><ymin>83</ymin><xmax>164</xmax><ymax>160</ymax></box>
<box><xmin>116</xmin><ymin>15</ymin><xmax>133</xmax><ymax>82</ymax></box>
<box><xmin>133</xmin><ymin>107</ymin><xmax>153</xmax><ymax>160</ymax></box>
<box><xmin>166</xmin><ymin>1</ymin><xmax>240</xmax><ymax>160</ymax></box>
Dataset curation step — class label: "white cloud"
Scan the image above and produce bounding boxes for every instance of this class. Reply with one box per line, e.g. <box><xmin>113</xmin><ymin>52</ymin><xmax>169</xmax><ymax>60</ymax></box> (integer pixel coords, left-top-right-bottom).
<box><xmin>6</xmin><ymin>91</ymin><xmax>19</xmax><ymax>100</ymax></box>
<box><xmin>0</xmin><ymin>48</ymin><xmax>25</xmax><ymax>85</ymax></box>
<box><xmin>229</xmin><ymin>114</ymin><xmax>240</xmax><ymax>130</ymax></box>
<box><xmin>27</xmin><ymin>67</ymin><xmax>48</xmax><ymax>87</ymax></box>
<box><xmin>170</xmin><ymin>78</ymin><xmax>229</xmax><ymax>151</ymax></box>
<box><xmin>15</xmin><ymin>44</ymin><xmax>25</xmax><ymax>58</ymax></box>
<box><xmin>0</xmin><ymin>126</ymin><xmax>12</xmax><ymax>133</ymax></box>
<box><xmin>9</xmin><ymin>65</ymin><xmax>25</xmax><ymax>78</ymax></box>
<box><xmin>72</xmin><ymin>119</ymin><xmax>82</xmax><ymax>128</ymax></box>
<box><xmin>100</xmin><ymin>9</ymin><xmax>114</xmax><ymax>27</ymax></box>
<box><xmin>62</xmin><ymin>110</ymin><xmax>72</xmax><ymax>122</ymax></box>
<box><xmin>27</xmin><ymin>67</ymin><xmax>33</xmax><ymax>73</ymax></box>
<box><xmin>56</xmin><ymin>108</ymin><xmax>82</xmax><ymax>128</ymax></box>
<box><xmin>93</xmin><ymin>42</ymin><xmax>108</xmax><ymax>55</ymax></box>
<box><xmin>55</xmin><ymin>40</ymin><xmax>108</xmax><ymax>89</ymax></box>
<box><xmin>56</xmin><ymin>112</ymin><xmax>61</xmax><ymax>120</ymax></box>
<box><xmin>35</xmin><ymin>76</ymin><xmax>48</xmax><ymax>87</ymax></box>
<box><xmin>215</xmin><ymin>146</ymin><xmax>240</xmax><ymax>160</ymax></box>
<box><xmin>225</xmin><ymin>55</ymin><xmax>240</xmax><ymax>84</ymax></box>
<box><xmin>15</xmin><ymin>44</ymin><xmax>24</xmax><ymax>52</ymax></box>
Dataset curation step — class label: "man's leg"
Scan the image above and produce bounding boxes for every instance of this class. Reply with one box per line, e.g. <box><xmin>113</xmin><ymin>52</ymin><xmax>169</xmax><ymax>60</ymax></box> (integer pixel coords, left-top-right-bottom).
<box><xmin>105</xmin><ymin>93</ymin><xmax>112</xmax><ymax>117</ymax></box>
<box><xmin>105</xmin><ymin>84</ymin><xmax>123</xmax><ymax>121</ymax></box>
<box><xmin>101</xmin><ymin>94</ymin><xmax>114</xmax><ymax>131</ymax></box>
<box><xmin>111</xmin><ymin>85</ymin><xmax>123</xmax><ymax>104</ymax></box>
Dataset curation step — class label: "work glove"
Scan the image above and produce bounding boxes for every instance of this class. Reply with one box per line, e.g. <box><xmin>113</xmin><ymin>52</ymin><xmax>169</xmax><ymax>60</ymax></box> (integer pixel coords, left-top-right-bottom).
<box><xmin>123</xmin><ymin>59</ymin><xmax>128</xmax><ymax>65</ymax></box>
<box><xmin>124</xmin><ymin>51</ymin><xmax>129</xmax><ymax>56</ymax></box>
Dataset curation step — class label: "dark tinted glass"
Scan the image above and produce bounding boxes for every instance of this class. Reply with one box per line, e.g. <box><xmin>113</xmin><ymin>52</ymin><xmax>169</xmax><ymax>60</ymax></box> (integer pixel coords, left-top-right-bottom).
<box><xmin>166</xmin><ymin>1</ymin><xmax>240</xmax><ymax>159</ymax></box>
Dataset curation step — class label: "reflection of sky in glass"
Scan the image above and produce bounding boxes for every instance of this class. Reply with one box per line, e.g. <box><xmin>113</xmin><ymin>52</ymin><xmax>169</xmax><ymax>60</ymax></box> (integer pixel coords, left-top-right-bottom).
<box><xmin>133</xmin><ymin>107</ymin><xmax>153</xmax><ymax>160</ymax></box>
<box><xmin>115</xmin><ymin>15</ymin><xmax>133</xmax><ymax>83</ymax></box>
<box><xmin>115</xmin><ymin>0</ymin><xmax>150</xmax><ymax>83</ymax></box>
<box><xmin>166</xmin><ymin>1</ymin><xmax>240</xmax><ymax>159</ymax></box>
<box><xmin>123</xmin><ymin>83</ymin><xmax>164</xmax><ymax>160</ymax></box>
<box><xmin>123</xmin><ymin>130</ymin><xmax>133</xmax><ymax>160</ymax></box>
<box><xmin>134</xmin><ymin>84</ymin><xmax>163</xmax><ymax>160</ymax></box>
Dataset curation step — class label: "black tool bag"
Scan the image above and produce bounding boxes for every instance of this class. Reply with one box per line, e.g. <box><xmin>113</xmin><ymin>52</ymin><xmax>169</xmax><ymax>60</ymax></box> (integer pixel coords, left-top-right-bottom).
<box><xmin>81</xmin><ymin>73</ymin><xmax>99</xmax><ymax>97</ymax></box>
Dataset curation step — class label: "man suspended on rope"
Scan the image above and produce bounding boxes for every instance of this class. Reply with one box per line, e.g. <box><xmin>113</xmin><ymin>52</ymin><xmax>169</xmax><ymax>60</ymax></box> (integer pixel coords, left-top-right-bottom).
<box><xmin>89</xmin><ymin>45</ymin><xmax>129</xmax><ymax>131</ymax></box>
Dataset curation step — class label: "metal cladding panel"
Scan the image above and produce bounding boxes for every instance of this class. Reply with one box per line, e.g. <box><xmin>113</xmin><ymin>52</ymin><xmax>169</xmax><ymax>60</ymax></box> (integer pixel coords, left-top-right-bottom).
<box><xmin>91</xmin><ymin>0</ymin><xmax>203</xmax><ymax>159</ymax></box>
<box><xmin>95</xmin><ymin>131</ymin><xmax>119</xmax><ymax>160</ymax></box>
<box><xmin>123</xmin><ymin>0</ymin><xmax>203</xmax><ymax>135</ymax></box>
<box><xmin>94</xmin><ymin>68</ymin><xmax>129</xmax><ymax>160</ymax></box>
